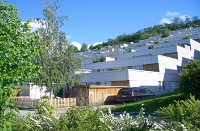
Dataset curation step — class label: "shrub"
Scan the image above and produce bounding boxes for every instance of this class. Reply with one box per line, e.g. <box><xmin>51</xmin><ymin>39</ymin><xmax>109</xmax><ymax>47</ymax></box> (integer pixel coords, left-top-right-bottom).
<box><xmin>41</xmin><ymin>95</ymin><xmax>49</xmax><ymax>99</ymax></box>
<box><xmin>157</xmin><ymin>94</ymin><xmax>200</xmax><ymax>130</ymax></box>
<box><xmin>148</xmin><ymin>45</ymin><xmax>155</xmax><ymax>49</ymax></box>
<box><xmin>108</xmin><ymin>67</ymin><xmax>120</xmax><ymax>71</ymax></box>
<box><xmin>179</xmin><ymin>60</ymin><xmax>200</xmax><ymax>98</ymax></box>
<box><xmin>161</xmin><ymin>28</ymin><xmax>170</xmax><ymax>38</ymax></box>
<box><xmin>92</xmin><ymin>59</ymin><xmax>98</xmax><ymax>63</ymax></box>
<box><xmin>132</xmin><ymin>55</ymin><xmax>136</xmax><ymax>58</ymax></box>
<box><xmin>164</xmin><ymin>40</ymin><xmax>170</xmax><ymax>43</ymax></box>
<box><xmin>178</xmin><ymin>43</ymin><xmax>184</xmax><ymax>47</ymax></box>
<box><xmin>100</xmin><ymin>55</ymin><xmax>106</xmax><ymax>62</ymax></box>
<box><xmin>183</xmin><ymin>36</ymin><xmax>191</xmax><ymax>39</ymax></box>
<box><xmin>154</xmin><ymin>41</ymin><xmax>159</xmax><ymax>44</ymax></box>
<box><xmin>115</xmin><ymin>57</ymin><xmax>118</xmax><ymax>60</ymax></box>
<box><xmin>139</xmin><ymin>43</ymin><xmax>145</xmax><ymax>47</ymax></box>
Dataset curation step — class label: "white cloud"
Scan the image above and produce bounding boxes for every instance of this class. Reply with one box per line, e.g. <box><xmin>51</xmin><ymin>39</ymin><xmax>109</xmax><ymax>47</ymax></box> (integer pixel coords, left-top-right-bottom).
<box><xmin>159</xmin><ymin>18</ymin><xmax>172</xmax><ymax>24</ymax></box>
<box><xmin>66</xmin><ymin>35</ymin><xmax>71</xmax><ymax>40</ymax></box>
<box><xmin>70</xmin><ymin>41</ymin><xmax>82</xmax><ymax>50</ymax></box>
<box><xmin>92</xmin><ymin>42</ymin><xmax>103</xmax><ymax>46</ymax></box>
<box><xmin>179</xmin><ymin>15</ymin><xmax>189</xmax><ymax>20</ymax></box>
<box><xmin>29</xmin><ymin>21</ymin><xmax>45</xmax><ymax>32</ymax></box>
<box><xmin>166</xmin><ymin>11</ymin><xmax>180</xmax><ymax>16</ymax></box>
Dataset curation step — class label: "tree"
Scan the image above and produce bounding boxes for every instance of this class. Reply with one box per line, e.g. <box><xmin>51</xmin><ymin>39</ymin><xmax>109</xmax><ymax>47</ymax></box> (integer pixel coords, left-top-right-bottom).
<box><xmin>89</xmin><ymin>45</ymin><xmax>94</xmax><ymax>50</ymax></box>
<box><xmin>0</xmin><ymin>1</ymin><xmax>42</xmax><ymax>128</ymax></box>
<box><xmin>179</xmin><ymin>60</ymin><xmax>200</xmax><ymax>98</ymax></box>
<box><xmin>32</xmin><ymin>0</ymin><xmax>84</xmax><ymax>98</ymax></box>
<box><xmin>80</xmin><ymin>43</ymin><xmax>88</xmax><ymax>52</ymax></box>
<box><xmin>161</xmin><ymin>28</ymin><xmax>170</xmax><ymax>38</ymax></box>
<box><xmin>69</xmin><ymin>44</ymin><xmax>79</xmax><ymax>53</ymax></box>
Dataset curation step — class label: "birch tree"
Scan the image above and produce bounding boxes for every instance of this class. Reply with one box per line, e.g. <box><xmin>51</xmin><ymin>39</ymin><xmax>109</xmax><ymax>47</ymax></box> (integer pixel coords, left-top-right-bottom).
<box><xmin>32</xmin><ymin>0</ymin><xmax>84</xmax><ymax>98</ymax></box>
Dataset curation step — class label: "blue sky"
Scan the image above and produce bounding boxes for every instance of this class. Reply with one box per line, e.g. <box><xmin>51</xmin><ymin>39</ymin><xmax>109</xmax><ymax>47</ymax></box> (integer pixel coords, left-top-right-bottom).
<box><xmin>5</xmin><ymin>0</ymin><xmax>200</xmax><ymax>49</ymax></box>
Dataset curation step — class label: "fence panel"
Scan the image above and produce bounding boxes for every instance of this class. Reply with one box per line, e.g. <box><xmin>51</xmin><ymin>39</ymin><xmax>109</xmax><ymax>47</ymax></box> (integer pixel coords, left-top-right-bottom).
<box><xmin>16</xmin><ymin>97</ymin><xmax>76</xmax><ymax>108</ymax></box>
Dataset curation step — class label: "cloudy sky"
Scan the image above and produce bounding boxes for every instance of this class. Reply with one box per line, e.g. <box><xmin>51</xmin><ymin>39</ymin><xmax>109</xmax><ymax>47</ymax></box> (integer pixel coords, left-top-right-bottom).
<box><xmin>6</xmin><ymin>0</ymin><xmax>200</xmax><ymax>50</ymax></box>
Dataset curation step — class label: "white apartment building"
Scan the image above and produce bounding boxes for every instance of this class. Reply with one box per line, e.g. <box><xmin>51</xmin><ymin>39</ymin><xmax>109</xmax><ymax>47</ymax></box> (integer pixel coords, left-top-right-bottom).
<box><xmin>76</xmin><ymin>27</ymin><xmax>200</xmax><ymax>95</ymax></box>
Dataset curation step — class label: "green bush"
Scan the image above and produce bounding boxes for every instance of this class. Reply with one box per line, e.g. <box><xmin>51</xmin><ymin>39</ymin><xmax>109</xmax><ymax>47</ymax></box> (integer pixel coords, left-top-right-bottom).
<box><xmin>41</xmin><ymin>95</ymin><xmax>49</xmax><ymax>99</ymax></box>
<box><xmin>92</xmin><ymin>59</ymin><xmax>98</xmax><ymax>63</ymax></box>
<box><xmin>161</xmin><ymin>28</ymin><xmax>170</xmax><ymax>38</ymax></box>
<box><xmin>148</xmin><ymin>45</ymin><xmax>155</xmax><ymax>49</ymax></box>
<box><xmin>164</xmin><ymin>40</ymin><xmax>170</xmax><ymax>43</ymax></box>
<box><xmin>108</xmin><ymin>67</ymin><xmax>120</xmax><ymax>71</ymax></box>
<box><xmin>157</xmin><ymin>95</ymin><xmax>200</xmax><ymax>130</ymax></box>
<box><xmin>179</xmin><ymin>60</ymin><xmax>200</xmax><ymax>98</ymax></box>
<box><xmin>1</xmin><ymin>101</ymin><xmax>192</xmax><ymax>130</ymax></box>
<box><xmin>183</xmin><ymin>36</ymin><xmax>191</xmax><ymax>39</ymax></box>
<box><xmin>100</xmin><ymin>55</ymin><xmax>106</xmax><ymax>62</ymax></box>
<box><xmin>154</xmin><ymin>41</ymin><xmax>159</xmax><ymax>44</ymax></box>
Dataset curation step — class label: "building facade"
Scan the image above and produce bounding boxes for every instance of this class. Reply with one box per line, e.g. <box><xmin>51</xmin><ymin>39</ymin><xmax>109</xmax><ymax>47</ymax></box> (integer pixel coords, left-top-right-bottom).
<box><xmin>76</xmin><ymin>27</ymin><xmax>200</xmax><ymax>95</ymax></box>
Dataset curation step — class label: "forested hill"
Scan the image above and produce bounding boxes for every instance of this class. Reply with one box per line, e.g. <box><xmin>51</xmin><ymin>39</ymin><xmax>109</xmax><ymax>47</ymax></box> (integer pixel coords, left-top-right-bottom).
<box><xmin>90</xmin><ymin>16</ymin><xmax>200</xmax><ymax>50</ymax></box>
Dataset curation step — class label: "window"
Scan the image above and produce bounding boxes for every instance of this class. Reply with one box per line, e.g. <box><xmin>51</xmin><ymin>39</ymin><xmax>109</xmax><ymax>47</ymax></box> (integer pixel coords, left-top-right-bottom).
<box><xmin>133</xmin><ymin>65</ymin><xmax>143</xmax><ymax>70</ymax></box>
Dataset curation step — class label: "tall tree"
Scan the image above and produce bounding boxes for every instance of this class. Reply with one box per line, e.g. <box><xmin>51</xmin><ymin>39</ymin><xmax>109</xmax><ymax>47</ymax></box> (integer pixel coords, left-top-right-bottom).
<box><xmin>0</xmin><ymin>1</ymin><xmax>42</xmax><ymax>128</ymax></box>
<box><xmin>32</xmin><ymin>0</ymin><xmax>84</xmax><ymax>98</ymax></box>
<box><xmin>80</xmin><ymin>43</ymin><xmax>88</xmax><ymax>52</ymax></box>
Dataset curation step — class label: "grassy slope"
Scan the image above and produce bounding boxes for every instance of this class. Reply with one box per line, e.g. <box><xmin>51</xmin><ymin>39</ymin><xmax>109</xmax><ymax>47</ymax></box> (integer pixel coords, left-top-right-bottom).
<box><xmin>111</xmin><ymin>93</ymin><xmax>188</xmax><ymax>113</ymax></box>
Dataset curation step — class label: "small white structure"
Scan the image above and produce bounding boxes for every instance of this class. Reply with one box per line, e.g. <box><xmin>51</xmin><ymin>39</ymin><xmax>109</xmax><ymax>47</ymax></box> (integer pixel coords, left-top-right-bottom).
<box><xmin>19</xmin><ymin>83</ymin><xmax>50</xmax><ymax>99</ymax></box>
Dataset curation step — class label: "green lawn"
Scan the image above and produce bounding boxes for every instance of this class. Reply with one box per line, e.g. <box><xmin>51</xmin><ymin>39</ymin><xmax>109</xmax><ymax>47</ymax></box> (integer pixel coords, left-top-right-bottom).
<box><xmin>111</xmin><ymin>93</ymin><xmax>188</xmax><ymax>113</ymax></box>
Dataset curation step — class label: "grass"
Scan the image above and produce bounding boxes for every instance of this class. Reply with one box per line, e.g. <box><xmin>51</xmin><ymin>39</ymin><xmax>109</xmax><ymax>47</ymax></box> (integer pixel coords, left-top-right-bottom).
<box><xmin>111</xmin><ymin>93</ymin><xmax>189</xmax><ymax>113</ymax></box>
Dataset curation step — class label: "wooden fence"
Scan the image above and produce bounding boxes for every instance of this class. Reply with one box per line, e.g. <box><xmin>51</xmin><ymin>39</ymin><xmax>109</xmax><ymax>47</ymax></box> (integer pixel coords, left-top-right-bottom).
<box><xmin>40</xmin><ymin>98</ymin><xmax>76</xmax><ymax>107</ymax></box>
<box><xmin>15</xmin><ymin>97</ymin><xmax>76</xmax><ymax>108</ymax></box>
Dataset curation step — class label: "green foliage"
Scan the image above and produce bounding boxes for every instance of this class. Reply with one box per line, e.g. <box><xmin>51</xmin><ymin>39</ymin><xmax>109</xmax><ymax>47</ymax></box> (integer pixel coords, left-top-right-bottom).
<box><xmin>111</xmin><ymin>93</ymin><xmax>187</xmax><ymax>112</ymax></box>
<box><xmin>95</xmin><ymin>16</ymin><xmax>200</xmax><ymax>48</ymax></box>
<box><xmin>164</xmin><ymin>40</ymin><xmax>170</xmax><ymax>43</ymax></box>
<box><xmin>161</xmin><ymin>28</ymin><xmax>170</xmax><ymax>38</ymax></box>
<box><xmin>58</xmin><ymin>106</ymin><xmax>107</xmax><ymax>131</ymax></box>
<box><xmin>157</xmin><ymin>95</ymin><xmax>200</xmax><ymax>130</ymax></box>
<box><xmin>31</xmin><ymin>0</ymin><xmax>84</xmax><ymax>96</ymax></box>
<box><xmin>80</xmin><ymin>43</ymin><xmax>88</xmax><ymax>52</ymax></box>
<box><xmin>68</xmin><ymin>45</ymin><xmax>79</xmax><ymax>53</ymax></box>
<box><xmin>0</xmin><ymin>2</ymin><xmax>42</xmax><ymax>130</ymax></box>
<box><xmin>139</xmin><ymin>43</ymin><xmax>145</xmax><ymax>47</ymax></box>
<box><xmin>89</xmin><ymin>45</ymin><xmax>93</xmax><ymax>50</ymax></box>
<box><xmin>183</xmin><ymin>35</ymin><xmax>191</xmax><ymax>39</ymax></box>
<box><xmin>178</xmin><ymin>43</ymin><xmax>184</xmax><ymax>47</ymax></box>
<box><xmin>41</xmin><ymin>95</ymin><xmax>49</xmax><ymax>99</ymax></box>
<box><xmin>108</xmin><ymin>67</ymin><xmax>120</xmax><ymax>71</ymax></box>
<box><xmin>179</xmin><ymin>60</ymin><xmax>200</xmax><ymax>98</ymax></box>
<box><xmin>148</xmin><ymin>45</ymin><xmax>155</xmax><ymax>49</ymax></box>
<box><xmin>132</xmin><ymin>55</ymin><xmax>136</xmax><ymax>58</ymax></box>
<box><xmin>0</xmin><ymin>87</ymin><xmax>20</xmax><ymax>131</ymax></box>
<box><xmin>100</xmin><ymin>55</ymin><xmax>106</xmax><ymax>62</ymax></box>
<box><xmin>0</xmin><ymin>1</ymin><xmax>41</xmax><ymax>88</ymax></box>
<box><xmin>27</xmin><ymin>102</ymin><xmax>58</xmax><ymax>130</ymax></box>
<box><xmin>115</xmin><ymin>57</ymin><xmax>118</xmax><ymax>60</ymax></box>
<box><xmin>154</xmin><ymin>41</ymin><xmax>159</xmax><ymax>44</ymax></box>
<box><xmin>109</xmin><ymin>47</ymin><xmax>113</xmax><ymax>52</ymax></box>
<box><xmin>92</xmin><ymin>58</ymin><xmax>98</xmax><ymax>63</ymax></box>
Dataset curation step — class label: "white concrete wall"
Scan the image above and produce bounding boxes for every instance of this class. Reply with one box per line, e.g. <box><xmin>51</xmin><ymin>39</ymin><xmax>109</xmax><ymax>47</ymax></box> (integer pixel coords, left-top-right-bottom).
<box><xmin>83</xmin><ymin>55</ymin><xmax>159</xmax><ymax>70</ymax></box>
<box><xmin>82</xmin><ymin>70</ymin><xmax>129</xmax><ymax>84</ymax></box>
